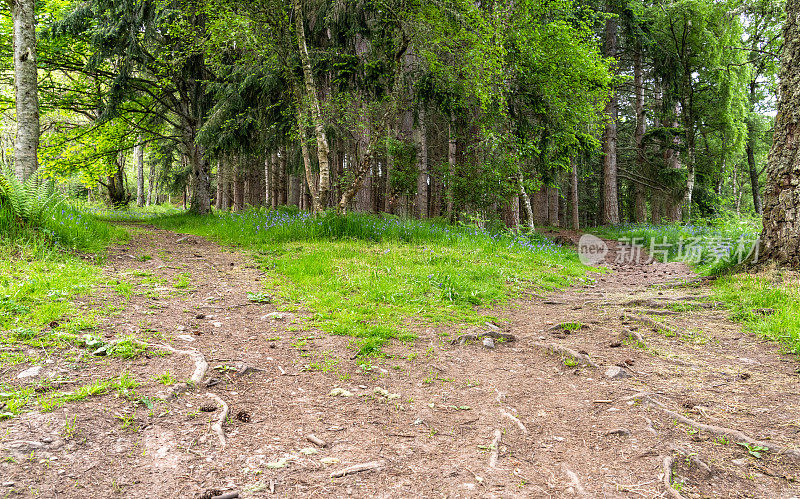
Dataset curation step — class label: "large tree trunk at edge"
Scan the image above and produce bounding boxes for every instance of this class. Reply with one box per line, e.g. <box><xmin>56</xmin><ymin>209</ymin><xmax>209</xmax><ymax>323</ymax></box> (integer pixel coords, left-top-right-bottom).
<box><xmin>761</xmin><ymin>0</ymin><xmax>800</xmax><ymax>266</ymax></box>
<box><xmin>601</xmin><ymin>10</ymin><xmax>620</xmax><ymax>225</ymax></box>
<box><xmin>11</xmin><ymin>0</ymin><xmax>39</xmax><ymax>182</ymax></box>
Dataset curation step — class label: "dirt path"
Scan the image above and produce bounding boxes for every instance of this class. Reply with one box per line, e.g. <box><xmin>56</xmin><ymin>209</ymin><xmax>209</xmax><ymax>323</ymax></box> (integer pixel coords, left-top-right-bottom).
<box><xmin>3</xmin><ymin>226</ymin><xmax>800</xmax><ymax>498</ymax></box>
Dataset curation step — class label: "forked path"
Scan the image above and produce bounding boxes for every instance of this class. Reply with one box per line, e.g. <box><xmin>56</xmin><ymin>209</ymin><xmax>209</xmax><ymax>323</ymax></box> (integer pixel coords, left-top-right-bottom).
<box><xmin>2</xmin><ymin>226</ymin><xmax>800</xmax><ymax>498</ymax></box>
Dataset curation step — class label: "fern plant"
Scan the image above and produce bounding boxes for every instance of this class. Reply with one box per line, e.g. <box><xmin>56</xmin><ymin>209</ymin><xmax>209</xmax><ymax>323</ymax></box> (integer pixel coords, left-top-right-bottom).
<box><xmin>0</xmin><ymin>168</ymin><xmax>61</xmax><ymax>226</ymax></box>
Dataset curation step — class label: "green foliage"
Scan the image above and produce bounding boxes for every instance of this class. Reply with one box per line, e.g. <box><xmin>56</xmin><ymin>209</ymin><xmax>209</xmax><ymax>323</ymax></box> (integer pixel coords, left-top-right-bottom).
<box><xmin>0</xmin><ymin>168</ymin><xmax>61</xmax><ymax>226</ymax></box>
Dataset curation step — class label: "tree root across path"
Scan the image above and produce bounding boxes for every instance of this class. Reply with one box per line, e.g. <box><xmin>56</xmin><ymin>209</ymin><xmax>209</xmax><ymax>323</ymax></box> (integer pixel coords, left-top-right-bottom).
<box><xmin>662</xmin><ymin>455</ymin><xmax>685</xmax><ymax>499</ymax></box>
<box><xmin>206</xmin><ymin>393</ymin><xmax>230</xmax><ymax>449</ymax></box>
<box><xmin>629</xmin><ymin>393</ymin><xmax>800</xmax><ymax>461</ymax></box>
<box><xmin>153</xmin><ymin>344</ymin><xmax>210</xmax><ymax>397</ymax></box>
<box><xmin>531</xmin><ymin>342</ymin><xmax>599</xmax><ymax>368</ymax></box>
<box><xmin>451</xmin><ymin>331</ymin><xmax>515</xmax><ymax>345</ymax></box>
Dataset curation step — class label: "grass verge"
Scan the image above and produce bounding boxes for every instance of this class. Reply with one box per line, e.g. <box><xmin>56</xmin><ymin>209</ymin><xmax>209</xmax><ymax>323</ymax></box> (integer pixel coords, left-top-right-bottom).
<box><xmin>152</xmin><ymin>209</ymin><xmax>591</xmax><ymax>356</ymax></box>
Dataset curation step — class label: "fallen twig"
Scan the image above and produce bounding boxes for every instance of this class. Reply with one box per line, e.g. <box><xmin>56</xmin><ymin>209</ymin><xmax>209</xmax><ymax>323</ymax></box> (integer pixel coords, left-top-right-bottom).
<box><xmin>306</xmin><ymin>434</ymin><xmax>328</xmax><ymax>448</ymax></box>
<box><xmin>330</xmin><ymin>460</ymin><xmax>383</xmax><ymax>478</ymax></box>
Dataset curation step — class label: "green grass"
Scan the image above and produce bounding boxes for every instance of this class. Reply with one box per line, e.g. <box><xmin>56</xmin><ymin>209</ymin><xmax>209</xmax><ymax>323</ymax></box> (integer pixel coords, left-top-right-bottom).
<box><xmin>592</xmin><ymin>216</ymin><xmax>760</xmax><ymax>275</ymax></box>
<box><xmin>594</xmin><ymin>217</ymin><xmax>800</xmax><ymax>354</ymax></box>
<box><xmin>151</xmin><ymin>209</ymin><xmax>590</xmax><ymax>356</ymax></box>
<box><xmin>714</xmin><ymin>272</ymin><xmax>800</xmax><ymax>354</ymax></box>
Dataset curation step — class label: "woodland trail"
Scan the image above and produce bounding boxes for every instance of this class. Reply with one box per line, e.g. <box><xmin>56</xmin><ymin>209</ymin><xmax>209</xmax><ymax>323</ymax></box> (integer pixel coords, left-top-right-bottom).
<box><xmin>2</xmin><ymin>225</ymin><xmax>800</xmax><ymax>498</ymax></box>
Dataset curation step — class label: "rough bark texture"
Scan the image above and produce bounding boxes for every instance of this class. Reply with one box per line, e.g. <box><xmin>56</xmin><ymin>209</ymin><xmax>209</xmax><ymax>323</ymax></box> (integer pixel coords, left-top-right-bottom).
<box><xmin>147</xmin><ymin>156</ymin><xmax>156</xmax><ymax>206</ymax></box>
<box><xmin>135</xmin><ymin>138</ymin><xmax>145</xmax><ymax>207</ymax></box>
<box><xmin>633</xmin><ymin>44</ymin><xmax>648</xmax><ymax>224</ymax></box>
<box><xmin>747</xmin><ymin>81</ymin><xmax>763</xmax><ymax>215</ymax></box>
<box><xmin>446</xmin><ymin>112</ymin><xmax>456</xmax><ymax>220</ymax></box>
<box><xmin>602</xmin><ymin>11</ymin><xmax>620</xmax><ymax>225</ymax></box>
<box><xmin>519</xmin><ymin>171</ymin><xmax>535</xmax><ymax>230</ymax></box>
<box><xmin>570</xmin><ymin>159</ymin><xmax>579</xmax><ymax>230</ymax></box>
<box><xmin>761</xmin><ymin>0</ymin><xmax>800</xmax><ymax>266</ymax></box>
<box><xmin>415</xmin><ymin>107</ymin><xmax>428</xmax><ymax>218</ymax></box>
<box><xmin>293</xmin><ymin>0</ymin><xmax>330</xmax><ymax>212</ymax></box>
<box><xmin>547</xmin><ymin>186</ymin><xmax>559</xmax><ymax>227</ymax></box>
<box><xmin>533</xmin><ymin>187</ymin><xmax>548</xmax><ymax>226</ymax></box>
<box><xmin>11</xmin><ymin>0</ymin><xmax>39</xmax><ymax>182</ymax></box>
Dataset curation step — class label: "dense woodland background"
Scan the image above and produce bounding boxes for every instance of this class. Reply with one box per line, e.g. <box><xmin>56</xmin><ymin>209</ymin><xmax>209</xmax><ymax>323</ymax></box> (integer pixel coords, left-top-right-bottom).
<box><xmin>0</xmin><ymin>0</ymin><xmax>784</xmax><ymax>228</ymax></box>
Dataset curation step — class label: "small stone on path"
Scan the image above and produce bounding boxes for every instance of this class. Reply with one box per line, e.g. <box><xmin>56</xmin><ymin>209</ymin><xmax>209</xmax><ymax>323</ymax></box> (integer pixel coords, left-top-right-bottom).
<box><xmin>17</xmin><ymin>366</ymin><xmax>42</xmax><ymax>379</ymax></box>
<box><xmin>483</xmin><ymin>337</ymin><xmax>495</xmax><ymax>349</ymax></box>
<box><xmin>604</xmin><ymin>366</ymin><xmax>629</xmax><ymax>379</ymax></box>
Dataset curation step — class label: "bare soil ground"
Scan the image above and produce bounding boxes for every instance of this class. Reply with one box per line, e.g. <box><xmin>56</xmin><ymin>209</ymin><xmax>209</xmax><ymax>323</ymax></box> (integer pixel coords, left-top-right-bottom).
<box><xmin>3</xmin><ymin>226</ymin><xmax>800</xmax><ymax>498</ymax></box>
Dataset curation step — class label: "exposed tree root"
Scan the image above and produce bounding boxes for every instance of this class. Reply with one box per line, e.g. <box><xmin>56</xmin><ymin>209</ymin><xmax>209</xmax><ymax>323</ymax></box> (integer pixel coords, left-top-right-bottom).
<box><xmin>623</xmin><ymin>314</ymin><xmax>678</xmax><ymax>337</ymax></box>
<box><xmin>500</xmin><ymin>409</ymin><xmax>527</xmax><ymax>434</ymax></box>
<box><xmin>618</xmin><ymin>329</ymin><xmax>646</xmax><ymax>346</ymax></box>
<box><xmin>206</xmin><ymin>393</ymin><xmax>229</xmax><ymax>449</ymax></box>
<box><xmin>561</xmin><ymin>464</ymin><xmax>586</xmax><ymax>495</ymax></box>
<box><xmin>153</xmin><ymin>344</ymin><xmax>209</xmax><ymax>397</ymax></box>
<box><xmin>488</xmin><ymin>429</ymin><xmax>502</xmax><ymax>468</ymax></box>
<box><xmin>451</xmin><ymin>331</ymin><xmax>515</xmax><ymax>345</ymax></box>
<box><xmin>532</xmin><ymin>342</ymin><xmax>599</xmax><ymax>368</ymax></box>
<box><xmin>629</xmin><ymin>393</ymin><xmax>800</xmax><ymax>461</ymax></box>
<box><xmin>662</xmin><ymin>455</ymin><xmax>685</xmax><ymax>499</ymax></box>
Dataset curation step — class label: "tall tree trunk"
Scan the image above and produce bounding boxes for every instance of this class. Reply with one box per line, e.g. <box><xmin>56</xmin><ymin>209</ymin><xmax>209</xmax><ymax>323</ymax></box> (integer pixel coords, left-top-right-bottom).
<box><xmin>147</xmin><ymin>156</ymin><xmax>156</xmax><ymax>206</ymax></box>
<box><xmin>220</xmin><ymin>157</ymin><xmax>230</xmax><ymax>210</ymax></box>
<box><xmin>533</xmin><ymin>187</ymin><xmax>548</xmax><ymax>226</ymax></box>
<box><xmin>547</xmin><ymin>185</ymin><xmax>559</xmax><ymax>227</ymax></box>
<box><xmin>446</xmin><ymin>111</ymin><xmax>456</xmax><ymax>220</ymax></box>
<box><xmin>747</xmin><ymin>143</ymin><xmax>762</xmax><ymax>215</ymax></box>
<box><xmin>518</xmin><ymin>171</ymin><xmax>535</xmax><ymax>231</ymax></box>
<box><xmin>633</xmin><ymin>43</ymin><xmax>647</xmax><ymax>223</ymax></box>
<box><xmin>747</xmin><ymin>80</ymin><xmax>763</xmax><ymax>215</ymax></box>
<box><xmin>761</xmin><ymin>0</ymin><xmax>800</xmax><ymax>265</ymax></box>
<box><xmin>11</xmin><ymin>0</ymin><xmax>39</xmax><ymax>182</ymax></box>
<box><xmin>570</xmin><ymin>158</ymin><xmax>579</xmax><ymax>230</ymax></box>
<box><xmin>135</xmin><ymin>136</ymin><xmax>145</xmax><ymax>207</ymax></box>
<box><xmin>292</xmin><ymin>0</ymin><xmax>330</xmax><ymax>212</ymax></box>
<box><xmin>602</xmin><ymin>9</ymin><xmax>620</xmax><ymax>225</ymax></box>
<box><xmin>233</xmin><ymin>159</ymin><xmax>244</xmax><ymax>211</ymax></box>
<box><xmin>415</xmin><ymin>107</ymin><xmax>428</xmax><ymax>218</ymax></box>
<box><xmin>278</xmin><ymin>146</ymin><xmax>288</xmax><ymax>206</ymax></box>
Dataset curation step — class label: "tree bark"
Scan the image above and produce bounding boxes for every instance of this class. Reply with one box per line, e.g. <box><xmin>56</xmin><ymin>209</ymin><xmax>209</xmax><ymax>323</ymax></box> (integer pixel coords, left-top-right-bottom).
<box><xmin>135</xmin><ymin>136</ymin><xmax>145</xmax><ymax>207</ymax></box>
<box><xmin>518</xmin><ymin>171</ymin><xmax>535</xmax><ymax>231</ymax></box>
<box><xmin>147</xmin><ymin>156</ymin><xmax>156</xmax><ymax>206</ymax></box>
<box><xmin>570</xmin><ymin>158</ymin><xmax>579</xmax><ymax>230</ymax></box>
<box><xmin>446</xmin><ymin>111</ymin><xmax>456</xmax><ymax>220</ymax></box>
<box><xmin>602</xmin><ymin>10</ymin><xmax>620</xmax><ymax>225</ymax></box>
<box><xmin>547</xmin><ymin>185</ymin><xmax>559</xmax><ymax>227</ymax></box>
<box><xmin>11</xmin><ymin>0</ymin><xmax>39</xmax><ymax>182</ymax></box>
<box><xmin>633</xmin><ymin>43</ymin><xmax>647</xmax><ymax>223</ymax></box>
<box><xmin>747</xmin><ymin>80</ymin><xmax>763</xmax><ymax>215</ymax></box>
<box><xmin>293</xmin><ymin>0</ymin><xmax>330</xmax><ymax>213</ymax></box>
<box><xmin>415</xmin><ymin>107</ymin><xmax>428</xmax><ymax>218</ymax></box>
<box><xmin>761</xmin><ymin>0</ymin><xmax>800</xmax><ymax>266</ymax></box>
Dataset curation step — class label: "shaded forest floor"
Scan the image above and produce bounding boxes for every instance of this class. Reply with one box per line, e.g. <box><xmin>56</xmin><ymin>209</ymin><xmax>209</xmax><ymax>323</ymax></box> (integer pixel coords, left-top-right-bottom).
<box><xmin>2</xmin><ymin>225</ymin><xmax>800</xmax><ymax>498</ymax></box>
